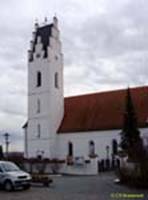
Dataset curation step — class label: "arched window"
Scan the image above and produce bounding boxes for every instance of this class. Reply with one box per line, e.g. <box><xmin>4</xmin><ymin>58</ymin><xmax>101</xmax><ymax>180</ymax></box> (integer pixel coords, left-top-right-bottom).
<box><xmin>37</xmin><ymin>71</ymin><xmax>41</xmax><ymax>87</ymax></box>
<box><xmin>55</xmin><ymin>72</ymin><xmax>59</xmax><ymax>88</ymax></box>
<box><xmin>37</xmin><ymin>124</ymin><xmax>41</xmax><ymax>138</ymax></box>
<box><xmin>37</xmin><ymin>99</ymin><xmax>41</xmax><ymax>113</ymax></box>
<box><xmin>112</xmin><ymin>139</ymin><xmax>118</xmax><ymax>155</ymax></box>
<box><xmin>68</xmin><ymin>142</ymin><xmax>73</xmax><ymax>157</ymax></box>
<box><xmin>89</xmin><ymin>140</ymin><xmax>95</xmax><ymax>156</ymax></box>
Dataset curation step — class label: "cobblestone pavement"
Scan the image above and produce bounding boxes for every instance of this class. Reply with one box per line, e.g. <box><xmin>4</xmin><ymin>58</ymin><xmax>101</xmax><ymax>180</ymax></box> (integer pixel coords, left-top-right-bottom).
<box><xmin>0</xmin><ymin>173</ymin><xmax>147</xmax><ymax>200</ymax></box>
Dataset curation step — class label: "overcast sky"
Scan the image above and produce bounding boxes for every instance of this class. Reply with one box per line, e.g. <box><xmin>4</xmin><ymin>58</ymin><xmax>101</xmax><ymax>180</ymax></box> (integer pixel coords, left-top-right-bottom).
<box><xmin>0</xmin><ymin>0</ymin><xmax>148</xmax><ymax>151</ymax></box>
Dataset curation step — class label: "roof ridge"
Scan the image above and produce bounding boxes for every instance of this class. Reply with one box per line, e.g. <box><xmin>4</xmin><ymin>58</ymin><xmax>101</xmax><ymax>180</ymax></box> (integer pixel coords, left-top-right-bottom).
<box><xmin>64</xmin><ymin>85</ymin><xmax>148</xmax><ymax>99</ymax></box>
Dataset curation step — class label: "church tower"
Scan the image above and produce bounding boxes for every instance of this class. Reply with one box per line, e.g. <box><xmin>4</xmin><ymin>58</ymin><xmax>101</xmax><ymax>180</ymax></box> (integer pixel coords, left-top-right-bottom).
<box><xmin>27</xmin><ymin>17</ymin><xmax>64</xmax><ymax>158</ymax></box>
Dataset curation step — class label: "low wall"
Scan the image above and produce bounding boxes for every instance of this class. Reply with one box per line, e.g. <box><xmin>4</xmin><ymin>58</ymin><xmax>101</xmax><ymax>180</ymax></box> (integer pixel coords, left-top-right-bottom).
<box><xmin>7</xmin><ymin>157</ymin><xmax>120</xmax><ymax>175</ymax></box>
<box><xmin>7</xmin><ymin>158</ymin><xmax>65</xmax><ymax>174</ymax></box>
<box><xmin>20</xmin><ymin>158</ymin><xmax>98</xmax><ymax>175</ymax></box>
<box><xmin>59</xmin><ymin>158</ymin><xmax>98</xmax><ymax>175</ymax></box>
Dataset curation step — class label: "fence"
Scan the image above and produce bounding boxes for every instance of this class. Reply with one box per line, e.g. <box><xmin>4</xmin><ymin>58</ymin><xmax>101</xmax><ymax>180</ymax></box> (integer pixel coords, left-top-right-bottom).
<box><xmin>3</xmin><ymin>157</ymin><xmax>65</xmax><ymax>174</ymax></box>
<box><xmin>98</xmin><ymin>158</ymin><xmax>120</xmax><ymax>172</ymax></box>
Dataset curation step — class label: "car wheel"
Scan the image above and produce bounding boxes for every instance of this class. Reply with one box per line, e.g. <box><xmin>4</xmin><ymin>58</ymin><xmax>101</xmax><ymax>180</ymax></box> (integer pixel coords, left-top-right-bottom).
<box><xmin>23</xmin><ymin>184</ymin><xmax>31</xmax><ymax>190</ymax></box>
<box><xmin>4</xmin><ymin>180</ymin><xmax>14</xmax><ymax>192</ymax></box>
<box><xmin>43</xmin><ymin>182</ymin><xmax>49</xmax><ymax>187</ymax></box>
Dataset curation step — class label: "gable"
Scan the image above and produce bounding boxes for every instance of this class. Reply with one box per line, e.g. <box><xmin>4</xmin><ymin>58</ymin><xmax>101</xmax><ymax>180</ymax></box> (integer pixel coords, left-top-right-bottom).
<box><xmin>58</xmin><ymin>86</ymin><xmax>148</xmax><ymax>133</ymax></box>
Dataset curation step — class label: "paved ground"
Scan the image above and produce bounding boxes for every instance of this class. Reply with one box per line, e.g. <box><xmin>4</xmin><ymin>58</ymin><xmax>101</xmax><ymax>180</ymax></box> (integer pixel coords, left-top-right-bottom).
<box><xmin>0</xmin><ymin>173</ymin><xmax>147</xmax><ymax>200</ymax></box>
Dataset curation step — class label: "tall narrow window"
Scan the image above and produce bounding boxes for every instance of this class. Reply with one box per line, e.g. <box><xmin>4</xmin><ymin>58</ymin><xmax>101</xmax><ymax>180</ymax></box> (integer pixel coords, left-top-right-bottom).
<box><xmin>68</xmin><ymin>142</ymin><xmax>73</xmax><ymax>157</ymax></box>
<box><xmin>37</xmin><ymin>124</ymin><xmax>41</xmax><ymax>138</ymax></box>
<box><xmin>37</xmin><ymin>71</ymin><xmax>41</xmax><ymax>87</ymax></box>
<box><xmin>55</xmin><ymin>72</ymin><xmax>59</xmax><ymax>88</ymax></box>
<box><xmin>37</xmin><ymin>99</ymin><xmax>41</xmax><ymax>113</ymax></box>
<box><xmin>112</xmin><ymin>139</ymin><xmax>118</xmax><ymax>155</ymax></box>
<box><xmin>89</xmin><ymin>140</ymin><xmax>95</xmax><ymax>156</ymax></box>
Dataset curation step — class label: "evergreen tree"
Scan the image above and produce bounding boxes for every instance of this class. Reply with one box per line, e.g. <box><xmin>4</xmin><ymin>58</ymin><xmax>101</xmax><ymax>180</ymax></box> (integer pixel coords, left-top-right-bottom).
<box><xmin>120</xmin><ymin>88</ymin><xmax>148</xmax><ymax>185</ymax></box>
<box><xmin>120</xmin><ymin>88</ymin><xmax>142</xmax><ymax>160</ymax></box>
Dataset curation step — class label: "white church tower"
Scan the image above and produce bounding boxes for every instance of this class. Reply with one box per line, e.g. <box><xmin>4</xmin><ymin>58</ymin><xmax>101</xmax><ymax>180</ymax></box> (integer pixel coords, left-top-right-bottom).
<box><xmin>26</xmin><ymin>17</ymin><xmax>64</xmax><ymax>158</ymax></box>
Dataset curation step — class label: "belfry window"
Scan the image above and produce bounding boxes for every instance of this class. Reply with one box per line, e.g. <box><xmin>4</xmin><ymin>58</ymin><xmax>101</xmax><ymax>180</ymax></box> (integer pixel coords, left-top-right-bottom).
<box><xmin>37</xmin><ymin>99</ymin><xmax>41</xmax><ymax>113</ymax></box>
<box><xmin>54</xmin><ymin>72</ymin><xmax>59</xmax><ymax>88</ymax></box>
<box><xmin>68</xmin><ymin>142</ymin><xmax>73</xmax><ymax>157</ymax></box>
<box><xmin>37</xmin><ymin>124</ymin><xmax>41</xmax><ymax>138</ymax></box>
<box><xmin>37</xmin><ymin>71</ymin><xmax>42</xmax><ymax>87</ymax></box>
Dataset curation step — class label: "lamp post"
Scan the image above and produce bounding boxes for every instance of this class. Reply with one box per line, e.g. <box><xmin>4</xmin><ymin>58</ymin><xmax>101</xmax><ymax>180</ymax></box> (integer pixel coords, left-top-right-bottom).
<box><xmin>3</xmin><ymin>133</ymin><xmax>10</xmax><ymax>158</ymax></box>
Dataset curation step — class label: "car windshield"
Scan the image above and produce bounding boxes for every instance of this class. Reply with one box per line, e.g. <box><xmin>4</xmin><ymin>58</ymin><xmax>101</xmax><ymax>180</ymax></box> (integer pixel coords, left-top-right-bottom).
<box><xmin>2</xmin><ymin>162</ymin><xmax>20</xmax><ymax>172</ymax></box>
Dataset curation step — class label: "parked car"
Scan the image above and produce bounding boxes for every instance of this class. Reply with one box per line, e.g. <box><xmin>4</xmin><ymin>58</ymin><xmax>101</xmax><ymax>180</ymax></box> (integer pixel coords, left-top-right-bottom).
<box><xmin>0</xmin><ymin>161</ymin><xmax>31</xmax><ymax>191</ymax></box>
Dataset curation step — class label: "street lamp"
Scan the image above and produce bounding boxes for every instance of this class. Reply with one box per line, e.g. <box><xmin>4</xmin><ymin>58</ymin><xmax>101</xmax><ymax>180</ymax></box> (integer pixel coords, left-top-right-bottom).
<box><xmin>3</xmin><ymin>133</ymin><xmax>10</xmax><ymax>158</ymax></box>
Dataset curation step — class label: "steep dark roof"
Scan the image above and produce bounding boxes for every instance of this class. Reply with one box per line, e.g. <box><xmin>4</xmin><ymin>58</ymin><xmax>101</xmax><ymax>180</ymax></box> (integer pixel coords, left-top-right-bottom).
<box><xmin>58</xmin><ymin>86</ymin><xmax>148</xmax><ymax>133</ymax></box>
<box><xmin>29</xmin><ymin>24</ymin><xmax>53</xmax><ymax>61</ymax></box>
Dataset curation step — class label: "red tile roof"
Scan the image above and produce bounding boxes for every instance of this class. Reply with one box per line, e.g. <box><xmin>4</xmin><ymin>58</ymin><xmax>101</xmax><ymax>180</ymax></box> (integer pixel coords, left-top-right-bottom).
<box><xmin>58</xmin><ymin>86</ymin><xmax>148</xmax><ymax>133</ymax></box>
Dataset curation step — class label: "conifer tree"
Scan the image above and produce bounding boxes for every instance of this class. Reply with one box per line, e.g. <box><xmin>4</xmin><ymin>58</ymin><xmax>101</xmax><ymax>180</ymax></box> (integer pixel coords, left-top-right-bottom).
<box><xmin>120</xmin><ymin>88</ymin><xmax>142</xmax><ymax>160</ymax></box>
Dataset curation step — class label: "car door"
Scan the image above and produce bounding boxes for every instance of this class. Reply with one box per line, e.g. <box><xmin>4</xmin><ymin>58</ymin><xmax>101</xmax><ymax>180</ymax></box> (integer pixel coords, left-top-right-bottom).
<box><xmin>0</xmin><ymin>165</ymin><xmax>5</xmax><ymax>184</ymax></box>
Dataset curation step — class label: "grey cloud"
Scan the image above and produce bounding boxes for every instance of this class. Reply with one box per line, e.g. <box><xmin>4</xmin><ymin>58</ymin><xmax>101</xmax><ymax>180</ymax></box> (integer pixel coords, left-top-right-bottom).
<box><xmin>1</xmin><ymin>108</ymin><xmax>25</xmax><ymax>117</ymax></box>
<box><xmin>63</xmin><ymin>0</ymin><xmax>148</xmax><ymax>96</ymax></box>
<box><xmin>0</xmin><ymin>94</ymin><xmax>27</xmax><ymax>117</ymax></box>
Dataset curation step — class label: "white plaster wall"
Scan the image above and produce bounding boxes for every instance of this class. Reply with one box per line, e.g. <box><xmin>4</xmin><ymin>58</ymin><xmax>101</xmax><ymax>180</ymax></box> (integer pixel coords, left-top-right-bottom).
<box><xmin>27</xmin><ymin>138</ymin><xmax>56</xmax><ymax>158</ymax></box>
<box><xmin>59</xmin><ymin>158</ymin><xmax>98</xmax><ymax>175</ymax></box>
<box><xmin>56</xmin><ymin>128</ymin><xmax>148</xmax><ymax>174</ymax></box>
<box><xmin>24</xmin><ymin>126</ymin><xmax>28</xmax><ymax>158</ymax></box>
<box><xmin>56</xmin><ymin>128</ymin><xmax>148</xmax><ymax>160</ymax></box>
<box><xmin>56</xmin><ymin>130</ymin><xmax>120</xmax><ymax>160</ymax></box>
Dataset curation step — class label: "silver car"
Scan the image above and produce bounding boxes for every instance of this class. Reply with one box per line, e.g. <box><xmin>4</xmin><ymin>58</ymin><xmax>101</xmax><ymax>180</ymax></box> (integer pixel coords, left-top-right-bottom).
<box><xmin>0</xmin><ymin>161</ymin><xmax>31</xmax><ymax>191</ymax></box>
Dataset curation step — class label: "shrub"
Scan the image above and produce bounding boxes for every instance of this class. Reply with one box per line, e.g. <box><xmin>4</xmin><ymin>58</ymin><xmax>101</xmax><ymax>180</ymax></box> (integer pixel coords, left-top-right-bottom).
<box><xmin>118</xmin><ymin>160</ymin><xmax>148</xmax><ymax>188</ymax></box>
